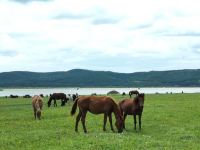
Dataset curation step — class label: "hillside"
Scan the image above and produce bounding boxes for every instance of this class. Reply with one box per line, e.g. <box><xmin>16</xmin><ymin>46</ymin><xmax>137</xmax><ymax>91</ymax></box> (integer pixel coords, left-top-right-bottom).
<box><xmin>0</xmin><ymin>69</ymin><xmax>200</xmax><ymax>87</ymax></box>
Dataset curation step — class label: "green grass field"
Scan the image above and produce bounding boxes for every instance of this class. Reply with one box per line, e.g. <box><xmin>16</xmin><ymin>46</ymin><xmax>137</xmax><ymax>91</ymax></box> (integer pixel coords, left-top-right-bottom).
<box><xmin>0</xmin><ymin>94</ymin><xmax>200</xmax><ymax>150</ymax></box>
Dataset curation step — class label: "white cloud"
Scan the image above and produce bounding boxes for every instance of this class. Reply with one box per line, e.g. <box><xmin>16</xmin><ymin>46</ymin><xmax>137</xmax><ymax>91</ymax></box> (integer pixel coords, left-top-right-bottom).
<box><xmin>0</xmin><ymin>0</ymin><xmax>200</xmax><ymax>72</ymax></box>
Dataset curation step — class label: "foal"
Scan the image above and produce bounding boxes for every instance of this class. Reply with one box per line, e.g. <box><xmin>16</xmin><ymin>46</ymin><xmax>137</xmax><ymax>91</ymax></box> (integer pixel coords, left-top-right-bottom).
<box><xmin>119</xmin><ymin>93</ymin><xmax>145</xmax><ymax>130</ymax></box>
<box><xmin>71</xmin><ymin>96</ymin><xmax>123</xmax><ymax>133</ymax></box>
<box><xmin>32</xmin><ymin>95</ymin><xmax>43</xmax><ymax>120</ymax></box>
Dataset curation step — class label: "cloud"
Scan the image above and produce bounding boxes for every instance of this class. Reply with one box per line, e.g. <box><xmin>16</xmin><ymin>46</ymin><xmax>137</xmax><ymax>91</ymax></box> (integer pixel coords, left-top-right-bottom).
<box><xmin>9</xmin><ymin>0</ymin><xmax>52</xmax><ymax>4</ymax></box>
<box><xmin>160</xmin><ymin>32</ymin><xmax>200</xmax><ymax>37</ymax></box>
<box><xmin>0</xmin><ymin>0</ymin><xmax>200</xmax><ymax>73</ymax></box>
<box><xmin>53</xmin><ymin>13</ymin><xmax>89</xmax><ymax>20</ymax></box>
<box><xmin>0</xmin><ymin>50</ymin><xmax>18</xmax><ymax>57</ymax></box>
<box><xmin>92</xmin><ymin>17</ymin><xmax>121</xmax><ymax>25</ymax></box>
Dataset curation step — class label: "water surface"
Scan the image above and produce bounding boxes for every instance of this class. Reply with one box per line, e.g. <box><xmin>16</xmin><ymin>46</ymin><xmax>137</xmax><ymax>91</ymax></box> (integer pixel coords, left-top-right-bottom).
<box><xmin>0</xmin><ymin>87</ymin><xmax>200</xmax><ymax>97</ymax></box>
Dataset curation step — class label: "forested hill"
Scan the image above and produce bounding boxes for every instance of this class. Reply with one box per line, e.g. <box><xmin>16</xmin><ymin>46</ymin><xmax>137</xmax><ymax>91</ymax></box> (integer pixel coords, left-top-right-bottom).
<box><xmin>0</xmin><ymin>69</ymin><xmax>200</xmax><ymax>87</ymax></box>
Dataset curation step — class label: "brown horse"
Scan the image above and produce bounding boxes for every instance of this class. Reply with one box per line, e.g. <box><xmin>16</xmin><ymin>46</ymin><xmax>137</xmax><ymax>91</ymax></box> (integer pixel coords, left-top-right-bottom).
<box><xmin>32</xmin><ymin>95</ymin><xmax>43</xmax><ymax>120</ymax></box>
<box><xmin>129</xmin><ymin>90</ymin><xmax>139</xmax><ymax>98</ymax></box>
<box><xmin>119</xmin><ymin>93</ymin><xmax>145</xmax><ymax>130</ymax></box>
<box><xmin>48</xmin><ymin>93</ymin><xmax>69</xmax><ymax>107</ymax></box>
<box><xmin>71</xmin><ymin>96</ymin><xmax>123</xmax><ymax>133</ymax></box>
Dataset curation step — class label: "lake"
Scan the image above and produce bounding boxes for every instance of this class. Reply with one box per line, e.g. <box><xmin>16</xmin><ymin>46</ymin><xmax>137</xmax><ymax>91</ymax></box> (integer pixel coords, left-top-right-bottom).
<box><xmin>0</xmin><ymin>87</ymin><xmax>200</xmax><ymax>97</ymax></box>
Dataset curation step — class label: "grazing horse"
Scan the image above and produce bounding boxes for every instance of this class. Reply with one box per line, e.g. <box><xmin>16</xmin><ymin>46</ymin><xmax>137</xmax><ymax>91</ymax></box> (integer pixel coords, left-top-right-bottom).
<box><xmin>119</xmin><ymin>93</ymin><xmax>145</xmax><ymax>131</ymax></box>
<box><xmin>129</xmin><ymin>90</ymin><xmax>139</xmax><ymax>98</ymax></box>
<box><xmin>32</xmin><ymin>95</ymin><xmax>43</xmax><ymax>120</ymax></box>
<box><xmin>10</xmin><ymin>94</ymin><xmax>18</xmax><ymax>98</ymax></box>
<box><xmin>47</xmin><ymin>93</ymin><xmax>69</xmax><ymax>107</ymax></box>
<box><xmin>23</xmin><ymin>94</ymin><xmax>31</xmax><ymax>98</ymax></box>
<box><xmin>71</xmin><ymin>96</ymin><xmax>123</xmax><ymax>133</ymax></box>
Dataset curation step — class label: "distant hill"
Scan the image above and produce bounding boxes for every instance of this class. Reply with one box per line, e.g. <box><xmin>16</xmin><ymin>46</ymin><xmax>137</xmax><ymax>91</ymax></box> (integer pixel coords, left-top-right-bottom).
<box><xmin>0</xmin><ymin>69</ymin><xmax>200</xmax><ymax>87</ymax></box>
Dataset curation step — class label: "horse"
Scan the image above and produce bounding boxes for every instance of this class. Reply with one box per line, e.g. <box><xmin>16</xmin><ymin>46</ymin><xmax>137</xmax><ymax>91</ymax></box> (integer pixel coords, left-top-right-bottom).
<box><xmin>122</xmin><ymin>92</ymin><xmax>126</xmax><ymax>96</ymax></box>
<box><xmin>32</xmin><ymin>95</ymin><xmax>43</xmax><ymax>120</ymax></box>
<box><xmin>10</xmin><ymin>94</ymin><xmax>18</xmax><ymax>98</ymax></box>
<box><xmin>47</xmin><ymin>93</ymin><xmax>69</xmax><ymax>107</ymax></box>
<box><xmin>71</xmin><ymin>96</ymin><xmax>123</xmax><ymax>133</ymax></box>
<box><xmin>129</xmin><ymin>90</ymin><xmax>139</xmax><ymax>98</ymax></box>
<box><xmin>72</xmin><ymin>94</ymin><xmax>78</xmax><ymax>101</ymax></box>
<box><xmin>39</xmin><ymin>94</ymin><xmax>44</xmax><ymax>98</ymax></box>
<box><xmin>119</xmin><ymin>93</ymin><xmax>145</xmax><ymax>131</ymax></box>
<box><xmin>23</xmin><ymin>94</ymin><xmax>31</xmax><ymax>98</ymax></box>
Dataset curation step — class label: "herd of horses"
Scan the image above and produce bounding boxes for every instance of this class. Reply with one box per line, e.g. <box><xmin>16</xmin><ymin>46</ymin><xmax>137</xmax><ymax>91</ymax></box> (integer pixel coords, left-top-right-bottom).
<box><xmin>32</xmin><ymin>90</ymin><xmax>144</xmax><ymax>133</ymax></box>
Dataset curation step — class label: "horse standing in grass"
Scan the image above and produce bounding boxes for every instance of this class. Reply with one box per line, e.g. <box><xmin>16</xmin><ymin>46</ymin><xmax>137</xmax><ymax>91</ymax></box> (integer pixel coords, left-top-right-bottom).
<box><xmin>129</xmin><ymin>90</ymin><xmax>139</xmax><ymax>98</ymax></box>
<box><xmin>47</xmin><ymin>93</ymin><xmax>69</xmax><ymax>107</ymax></box>
<box><xmin>72</xmin><ymin>94</ymin><xmax>78</xmax><ymax>101</ymax></box>
<box><xmin>71</xmin><ymin>96</ymin><xmax>124</xmax><ymax>133</ymax></box>
<box><xmin>32</xmin><ymin>95</ymin><xmax>43</xmax><ymax>120</ymax></box>
<box><xmin>119</xmin><ymin>93</ymin><xmax>145</xmax><ymax>131</ymax></box>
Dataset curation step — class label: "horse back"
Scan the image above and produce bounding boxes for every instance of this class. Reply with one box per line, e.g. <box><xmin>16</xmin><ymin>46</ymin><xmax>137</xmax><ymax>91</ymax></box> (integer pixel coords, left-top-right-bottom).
<box><xmin>119</xmin><ymin>99</ymin><xmax>136</xmax><ymax>115</ymax></box>
<box><xmin>32</xmin><ymin>95</ymin><xmax>43</xmax><ymax>110</ymax></box>
<box><xmin>77</xmin><ymin>96</ymin><xmax>116</xmax><ymax>114</ymax></box>
<box><xmin>51</xmin><ymin>93</ymin><xmax>66</xmax><ymax>99</ymax></box>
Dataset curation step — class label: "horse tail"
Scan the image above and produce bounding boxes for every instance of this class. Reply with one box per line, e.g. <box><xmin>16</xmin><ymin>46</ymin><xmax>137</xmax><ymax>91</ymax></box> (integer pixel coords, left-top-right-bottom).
<box><xmin>71</xmin><ymin>98</ymin><xmax>79</xmax><ymax>116</ymax></box>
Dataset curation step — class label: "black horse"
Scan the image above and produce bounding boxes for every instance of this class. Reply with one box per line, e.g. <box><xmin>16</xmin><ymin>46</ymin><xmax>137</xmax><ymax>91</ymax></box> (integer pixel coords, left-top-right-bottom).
<box><xmin>10</xmin><ymin>95</ymin><xmax>18</xmax><ymax>98</ymax></box>
<box><xmin>47</xmin><ymin>93</ymin><xmax>69</xmax><ymax>107</ymax></box>
<box><xmin>72</xmin><ymin>93</ymin><xmax>78</xmax><ymax>101</ymax></box>
<box><xmin>129</xmin><ymin>90</ymin><xmax>139</xmax><ymax>98</ymax></box>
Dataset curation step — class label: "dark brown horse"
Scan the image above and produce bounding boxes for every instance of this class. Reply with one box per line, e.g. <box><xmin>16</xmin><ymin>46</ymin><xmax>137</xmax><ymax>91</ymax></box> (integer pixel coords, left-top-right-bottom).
<box><xmin>10</xmin><ymin>94</ymin><xmax>18</xmax><ymax>98</ymax></box>
<box><xmin>71</xmin><ymin>96</ymin><xmax>123</xmax><ymax>133</ymax></box>
<box><xmin>129</xmin><ymin>90</ymin><xmax>139</xmax><ymax>98</ymax></box>
<box><xmin>119</xmin><ymin>93</ymin><xmax>145</xmax><ymax>131</ymax></box>
<box><xmin>48</xmin><ymin>93</ymin><xmax>69</xmax><ymax>107</ymax></box>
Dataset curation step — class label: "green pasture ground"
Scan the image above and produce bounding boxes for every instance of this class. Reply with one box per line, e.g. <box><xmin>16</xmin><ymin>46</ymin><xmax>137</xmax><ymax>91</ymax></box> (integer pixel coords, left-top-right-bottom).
<box><xmin>0</xmin><ymin>93</ymin><xmax>200</xmax><ymax>150</ymax></box>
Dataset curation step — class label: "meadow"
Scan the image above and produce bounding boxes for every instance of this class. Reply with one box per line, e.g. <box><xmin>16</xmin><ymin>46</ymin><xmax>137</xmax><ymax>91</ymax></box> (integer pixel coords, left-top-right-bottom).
<box><xmin>0</xmin><ymin>93</ymin><xmax>200</xmax><ymax>150</ymax></box>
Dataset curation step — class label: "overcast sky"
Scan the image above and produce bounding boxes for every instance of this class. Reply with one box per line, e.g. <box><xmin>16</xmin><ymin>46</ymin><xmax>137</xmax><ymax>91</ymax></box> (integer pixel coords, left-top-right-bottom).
<box><xmin>0</xmin><ymin>0</ymin><xmax>200</xmax><ymax>73</ymax></box>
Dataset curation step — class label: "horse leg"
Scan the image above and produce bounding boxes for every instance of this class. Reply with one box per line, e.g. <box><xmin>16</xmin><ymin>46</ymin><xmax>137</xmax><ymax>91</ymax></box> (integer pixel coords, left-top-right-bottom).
<box><xmin>34</xmin><ymin>109</ymin><xmax>36</xmax><ymax>119</ymax></box>
<box><xmin>81</xmin><ymin>110</ymin><xmax>87</xmax><ymax>133</ymax></box>
<box><xmin>134</xmin><ymin>115</ymin><xmax>137</xmax><ymax>130</ymax></box>
<box><xmin>61</xmin><ymin>99</ymin><xmax>62</xmax><ymax>106</ymax></box>
<box><xmin>103</xmin><ymin>113</ymin><xmax>108</xmax><ymax>131</ymax></box>
<box><xmin>75</xmin><ymin>111</ymin><xmax>81</xmax><ymax>132</ymax></box>
<box><xmin>54</xmin><ymin>99</ymin><xmax>56</xmax><ymax>107</ymax></box>
<box><xmin>139</xmin><ymin>114</ymin><xmax>142</xmax><ymax>131</ymax></box>
<box><xmin>123</xmin><ymin>114</ymin><xmax>127</xmax><ymax>129</ymax></box>
<box><xmin>61</xmin><ymin>99</ymin><xmax>65</xmax><ymax>106</ymax></box>
<box><xmin>108</xmin><ymin>113</ymin><xmax>114</xmax><ymax>131</ymax></box>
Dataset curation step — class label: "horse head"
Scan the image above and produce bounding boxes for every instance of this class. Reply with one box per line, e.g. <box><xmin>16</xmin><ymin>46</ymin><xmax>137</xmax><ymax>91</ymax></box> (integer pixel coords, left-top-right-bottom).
<box><xmin>136</xmin><ymin>93</ymin><xmax>145</xmax><ymax>108</ymax></box>
<box><xmin>115</xmin><ymin>118</ymin><xmax>123</xmax><ymax>133</ymax></box>
<box><xmin>36</xmin><ymin>109</ymin><xmax>41</xmax><ymax>119</ymax></box>
<box><xmin>115</xmin><ymin>107</ymin><xmax>124</xmax><ymax>133</ymax></box>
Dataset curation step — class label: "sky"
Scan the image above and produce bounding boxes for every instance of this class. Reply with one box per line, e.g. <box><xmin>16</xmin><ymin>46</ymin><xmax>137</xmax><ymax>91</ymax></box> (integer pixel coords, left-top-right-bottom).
<box><xmin>0</xmin><ymin>0</ymin><xmax>200</xmax><ymax>73</ymax></box>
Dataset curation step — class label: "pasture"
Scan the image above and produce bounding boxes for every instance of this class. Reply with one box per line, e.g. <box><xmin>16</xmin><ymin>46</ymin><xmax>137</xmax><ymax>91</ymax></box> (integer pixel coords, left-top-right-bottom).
<box><xmin>0</xmin><ymin>93</ymin><xmax>200</xmax><ymax>150</ymax></box>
